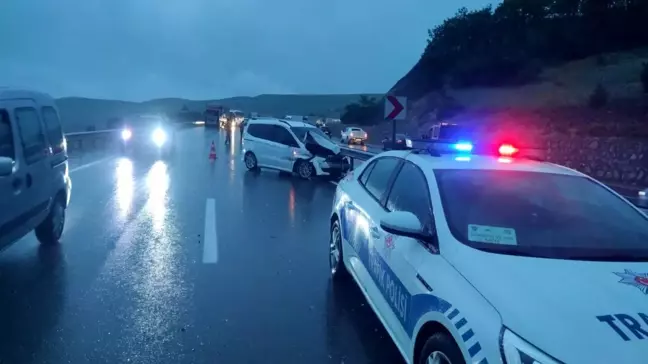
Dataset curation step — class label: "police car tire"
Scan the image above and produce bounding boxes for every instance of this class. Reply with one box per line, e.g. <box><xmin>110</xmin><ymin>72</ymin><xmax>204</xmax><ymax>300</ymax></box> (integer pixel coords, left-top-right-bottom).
<box><xmin>330</xmin><ymin>220</ymin><xmax>349</xmax><ymax>280</ymax></box>
<box><xmin>417</xmin><ymin>332</ymin><xmax>465</xmax><ymax>364</ymax></box>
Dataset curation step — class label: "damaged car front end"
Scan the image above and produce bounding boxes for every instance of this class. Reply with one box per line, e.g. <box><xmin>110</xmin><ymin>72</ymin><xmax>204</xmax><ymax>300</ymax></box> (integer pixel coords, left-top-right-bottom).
<box><xmin>298</xmin><ymin>130</ymin><xmax>351</xmax><ymax>179</ymax></box>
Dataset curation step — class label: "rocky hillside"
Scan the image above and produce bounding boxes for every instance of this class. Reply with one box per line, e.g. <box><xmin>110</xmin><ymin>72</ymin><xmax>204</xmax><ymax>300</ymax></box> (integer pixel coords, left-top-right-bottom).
<box><xmin>369</xmin><ymin>49</ymin><xmax>648</xmax><ymax>143</ymax></box>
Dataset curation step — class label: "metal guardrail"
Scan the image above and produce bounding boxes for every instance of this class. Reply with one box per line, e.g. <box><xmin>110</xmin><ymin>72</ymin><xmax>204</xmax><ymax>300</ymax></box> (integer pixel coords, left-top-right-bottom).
<box><xmin>64</xmin><ymin>129</ymin><xmax>121</xmax><ymax>152</ymax></box>
<box><xmin>63</xmin><ymin>121</ymin><xmax>199</xmax><ymax>152</ymax></box>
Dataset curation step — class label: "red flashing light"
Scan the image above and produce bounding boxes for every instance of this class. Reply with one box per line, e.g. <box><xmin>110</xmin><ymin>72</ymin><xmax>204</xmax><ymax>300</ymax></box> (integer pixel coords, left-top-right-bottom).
<box><xmin>498</xmin><ymin>144</ymin><xmax>519</xmax><ymax>157</ymax></box>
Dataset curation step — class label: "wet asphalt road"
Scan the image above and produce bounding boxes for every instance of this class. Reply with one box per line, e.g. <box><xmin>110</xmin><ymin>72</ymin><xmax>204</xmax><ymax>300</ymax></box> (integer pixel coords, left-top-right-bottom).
<box><xmin>0</xmin><ymin>127</ymin><xmax>403</xmax><ymax>364</ymax></box>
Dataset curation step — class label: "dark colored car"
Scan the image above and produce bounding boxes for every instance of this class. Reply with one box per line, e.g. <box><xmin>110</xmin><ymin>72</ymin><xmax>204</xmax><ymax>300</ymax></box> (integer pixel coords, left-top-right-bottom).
<box><xmin>120</xmin><ymin>115</ymin><xmax>177</xmax><ymax>158</ymax></box>
<box><xmin>382</xmin><ymin>133</ymin><xmax>412</xmax><ymax>150</ymax></box>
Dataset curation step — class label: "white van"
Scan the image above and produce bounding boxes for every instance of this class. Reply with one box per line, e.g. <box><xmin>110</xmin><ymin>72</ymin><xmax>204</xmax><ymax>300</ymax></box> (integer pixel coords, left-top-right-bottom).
<box><xmin>241</xmin><ymin>118</ymin><xmax>350</xmax><ymax>179</ymax></box>
<box><xmin>0</xmin><ymin>88</ymin><xmax>72</xmax><ymax>249</ymax></box>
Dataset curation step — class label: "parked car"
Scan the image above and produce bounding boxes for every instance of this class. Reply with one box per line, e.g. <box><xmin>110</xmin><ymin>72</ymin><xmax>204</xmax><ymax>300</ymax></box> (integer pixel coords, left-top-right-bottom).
<box><xmin>0</xmin><ymin>88</ymin><xmax>72</xmax><ymax>248</ymax></box>
<box><xmin>341</xmin><ymin>127</ymin><xmax>367</xmax><ymax>145</ymax></box>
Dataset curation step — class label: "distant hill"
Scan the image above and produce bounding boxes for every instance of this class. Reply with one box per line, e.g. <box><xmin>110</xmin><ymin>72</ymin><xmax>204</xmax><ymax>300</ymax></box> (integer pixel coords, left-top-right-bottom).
<box><xmin>56</xmin><ymin>93</ymin><xmax>381</xmax><ymax>132</ymax></box>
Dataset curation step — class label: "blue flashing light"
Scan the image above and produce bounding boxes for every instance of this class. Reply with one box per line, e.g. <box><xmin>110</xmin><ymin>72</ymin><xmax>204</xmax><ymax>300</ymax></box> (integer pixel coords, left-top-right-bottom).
<box><xmin>453</xmin><ymin>142</ymin><xmax>473</xmax><ymax>152</ymax></box>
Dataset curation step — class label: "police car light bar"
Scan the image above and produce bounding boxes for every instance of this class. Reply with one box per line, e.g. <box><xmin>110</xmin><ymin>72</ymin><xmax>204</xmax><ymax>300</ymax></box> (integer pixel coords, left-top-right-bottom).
<box><xmin>416</xmin><ymin>140</ymin><xmax>541</xmax><ymax>160</ymax></box>
<box><xmin>498</xmin><ymin>144</ymin><xmax>519</xmax><ymax>156</ymax></box>
<box><xmin>453</xmin><ymin>142</ymin><xmax>474</xmax><ymax>152</ymax></box>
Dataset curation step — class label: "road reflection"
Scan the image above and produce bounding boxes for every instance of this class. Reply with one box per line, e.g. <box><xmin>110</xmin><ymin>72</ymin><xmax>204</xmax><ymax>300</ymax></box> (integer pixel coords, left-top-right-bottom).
<box><xmin>289</xmin><ymin>186</ymin><xmax>296</xmax><ymax>224</ymax></box>
<box><xmin>145</xmin><ymin>161</ymin><xmax>169</xmax><ymax>233</ymax></box>
<box><xmin>115</xmin><ymin>158</ymin><xmax>134</xmax><ymax>220</ymax></box>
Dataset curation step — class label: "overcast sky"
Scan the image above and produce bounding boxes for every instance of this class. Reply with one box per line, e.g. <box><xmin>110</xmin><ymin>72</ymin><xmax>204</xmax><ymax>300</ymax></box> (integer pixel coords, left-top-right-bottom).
<box><xmin>0</xmin><ymin>0</ymin><xmax>493</xmax><ymax>101</ymax></box>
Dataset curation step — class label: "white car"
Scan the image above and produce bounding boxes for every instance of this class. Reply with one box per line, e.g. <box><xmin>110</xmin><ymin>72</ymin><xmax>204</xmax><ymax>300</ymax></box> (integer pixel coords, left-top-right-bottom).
<box><xmin>242</xmin><ymin>118</ymin><xmax>350</xmax><ymax>179</ymax></box>
<box><xmin>341</xmin><ymin>127</ymin><xmax>367</xmax><ymax>145</ymax></box>
<box><xmin>329</xmin><ymin>141</ymin><xmax>648</xmax><ymax>364</ymax></box>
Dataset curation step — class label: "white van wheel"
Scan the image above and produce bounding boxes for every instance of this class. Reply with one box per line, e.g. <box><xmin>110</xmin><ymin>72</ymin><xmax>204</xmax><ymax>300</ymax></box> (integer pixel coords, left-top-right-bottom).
<box><xmin>35</xmin><ymin>196</ymin><xmax>65</xmax><ymax>245</ymax></box>
<box><xmin>244</xmin><ymin>152</ymin><xmax>258</xmax><ymax>170</ymax></box>
<box><xmin>297</xmin><ymin>160</ymin><xmax>314</xmax><ymax>179</ymax></box>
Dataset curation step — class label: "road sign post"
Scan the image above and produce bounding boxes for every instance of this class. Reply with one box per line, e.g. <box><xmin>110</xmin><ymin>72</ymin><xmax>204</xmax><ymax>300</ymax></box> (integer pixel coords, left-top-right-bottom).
<box><xmin>384</xmin><ymin>95</ymin><xmax>407</xmax><ymax>148</ymax></box>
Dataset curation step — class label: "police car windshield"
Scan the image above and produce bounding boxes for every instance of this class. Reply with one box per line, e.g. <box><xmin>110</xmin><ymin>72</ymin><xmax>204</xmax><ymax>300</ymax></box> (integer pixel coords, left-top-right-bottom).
<box><xmin>435</xmin><ymin>170</ymin><xmax>648</xmax><ymax>261</ymax></box>
<box><xmin>291</xmin><ymin>126</ymin><xmax>327</xmax><ymax>141</ymax></box>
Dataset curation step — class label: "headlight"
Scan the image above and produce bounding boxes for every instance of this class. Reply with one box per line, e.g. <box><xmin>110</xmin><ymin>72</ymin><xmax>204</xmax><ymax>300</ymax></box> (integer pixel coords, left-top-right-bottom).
<box><xmin>121</xmin><ymin>129</ymin><xmax>132</xmax><ymax>141</ymax></box>
<box><xmin>502</xmin><ymin>329</ymin><xmax>560</xmax><ymax>364</ymax></box>
<box><xmin>406</xmin><ymin>139</ymin><xmax>413</xmax><ymax>148</ymax></box>
<box><xmin>292</xmin><ymin>148</ymin><xmax>311</xmax><ymax>159</ymax></box>
<box><xmin>152</xmin><ymin>128</ymin><xmax>167</xmax><ymax>147</ymax></box>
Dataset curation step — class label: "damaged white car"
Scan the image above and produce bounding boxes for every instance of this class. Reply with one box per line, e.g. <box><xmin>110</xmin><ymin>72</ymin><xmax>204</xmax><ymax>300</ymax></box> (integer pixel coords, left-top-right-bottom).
<box><xmin>241</xmin><ymin>118</ymin><xmax>351</xmax><ymax>179</ymax></box>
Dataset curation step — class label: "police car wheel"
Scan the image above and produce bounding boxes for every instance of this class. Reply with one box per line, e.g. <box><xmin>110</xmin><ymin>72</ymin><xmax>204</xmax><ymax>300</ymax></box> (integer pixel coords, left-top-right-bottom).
<box><xmin>418</xmin><ymin>333</ymin><xmax>465</xmax><ymax>364</ymax></box>
<box><xmin>244</xmin><ymin>152</ymin><xmax>258</xmax><ymax>170</ymax></box>
<box><xmin>35</xmin><ymin>196</ymin><xmax>66</xmax><ymax>245</ymax></box>
<box><xmin>330</xmin><ymin>220</ymin><xmax>348</xmax><ymax>280</ymax></box>
<box><xmin>297</xmin><ymin>160</ymin><xmax>314</xmax><ymax>179</ymax></box>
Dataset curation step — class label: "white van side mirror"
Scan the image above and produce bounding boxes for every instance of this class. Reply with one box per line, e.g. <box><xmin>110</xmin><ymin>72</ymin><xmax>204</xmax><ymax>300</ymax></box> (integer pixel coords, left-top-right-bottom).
<box><xmin>0</xmin><ymin>157</ymin><xmax>14</xmax><ymax>177</ymax></box>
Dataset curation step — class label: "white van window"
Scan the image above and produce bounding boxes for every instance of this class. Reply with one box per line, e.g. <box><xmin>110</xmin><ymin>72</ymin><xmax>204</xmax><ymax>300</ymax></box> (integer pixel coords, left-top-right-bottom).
<box><xmin>42</xmin><ymin>107</ymin><xmax>64</xmax><ymax>154</ymax></box>
<box><xmin>0</xmin><ymin>109</ymin><xmax>14</xmax><ymax>159</ymax></box>
<box><xmin>15</xmin><ymin>107</ymin><xmax>47</xmax><ymax>164</ymax></box>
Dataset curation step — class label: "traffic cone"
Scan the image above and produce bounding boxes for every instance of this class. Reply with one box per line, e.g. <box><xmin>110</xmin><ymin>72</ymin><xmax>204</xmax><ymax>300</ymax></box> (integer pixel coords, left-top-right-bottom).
<box><xmin>208</xmin><ymin>141</ymin><xmax>217</xmax><ymax>161</ymax></box>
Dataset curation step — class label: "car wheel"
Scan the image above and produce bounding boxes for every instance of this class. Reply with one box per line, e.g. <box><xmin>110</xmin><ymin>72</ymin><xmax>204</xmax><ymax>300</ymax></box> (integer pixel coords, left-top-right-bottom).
<box><xmin>330</xmin><ymin>219</ymin><xmax>348</xmax><ymax>280</ymax></box>
<box><xmin>244</xmin><ymin>151</ymin><xmax>259</xmax><ymax>170</ymax></box>
<box><xmin>35</xmin><ymin>195</ymin><xmax>66</xmax><ymax>245</ymax></box>
<box><xmin>296</xmin><ymin>160</ymin><xmax>314</xmax><ymax>179</ymax></box>
<box><xmin>417</xmin><ymin>333</ymin><xmax>465</xmax><ymax>364</ymax></box>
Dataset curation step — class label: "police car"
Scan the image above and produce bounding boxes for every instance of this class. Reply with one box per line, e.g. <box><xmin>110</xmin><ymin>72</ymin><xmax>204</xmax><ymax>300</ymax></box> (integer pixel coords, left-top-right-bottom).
<box><xmin>329</xmin><ymin>141</ymin><xmax>648</xmax><ymax>364</ymax></box>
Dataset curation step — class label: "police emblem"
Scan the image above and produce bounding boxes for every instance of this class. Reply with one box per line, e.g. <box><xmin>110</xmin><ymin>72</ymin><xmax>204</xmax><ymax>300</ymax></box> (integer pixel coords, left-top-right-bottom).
<box><xmin>385</xmin><ymin>234</ymin><xmax>395</xmax><ymax>250</ymax></box>
<box><xmin>614</xmin><ymin>269</ymin><xmax>648</xmax><ymax>295</ymax></box>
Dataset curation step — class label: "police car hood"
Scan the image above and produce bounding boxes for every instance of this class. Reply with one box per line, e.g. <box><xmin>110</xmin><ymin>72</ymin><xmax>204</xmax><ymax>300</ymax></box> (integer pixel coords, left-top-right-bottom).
<box><xmin>448</xmin><ymin>245</ymin><xmax>648</xmax><ymax>363</ymax></box>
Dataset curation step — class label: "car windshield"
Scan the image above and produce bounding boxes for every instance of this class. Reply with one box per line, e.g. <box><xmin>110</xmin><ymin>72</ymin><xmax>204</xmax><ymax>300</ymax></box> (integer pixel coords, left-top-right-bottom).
<box><xmin>291</xmin><ymin>126</ymin><xmax>328</xmax><ymax>141</ymax></box>
<box><xmin>435</xmin><ymin>169</ymin><xmax>648</xmax><ymax>261</ymax></box>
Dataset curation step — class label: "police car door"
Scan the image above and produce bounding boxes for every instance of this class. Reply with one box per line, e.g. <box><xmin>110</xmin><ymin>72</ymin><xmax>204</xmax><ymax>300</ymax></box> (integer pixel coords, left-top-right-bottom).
<box><xmin>346</xmin><ymin>156</ymin><xmax>414</xmax><ymax>349</ymax></box>
<box><xmin>375</xmin><ymin>160</ymin><xmax>437</xmax><ymax>348</ymax></box>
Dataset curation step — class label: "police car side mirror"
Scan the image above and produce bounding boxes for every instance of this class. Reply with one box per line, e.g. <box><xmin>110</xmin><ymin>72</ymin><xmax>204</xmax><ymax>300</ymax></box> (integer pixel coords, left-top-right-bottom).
<box><xmin>0</xmin><ymin>157</ymin><xmax>14</xmax><ymax>177</ymax></box>
<box><xmin>380</xmin><ymin>211</ymin><xmax>430</xmax><ymax>241</ymax></box>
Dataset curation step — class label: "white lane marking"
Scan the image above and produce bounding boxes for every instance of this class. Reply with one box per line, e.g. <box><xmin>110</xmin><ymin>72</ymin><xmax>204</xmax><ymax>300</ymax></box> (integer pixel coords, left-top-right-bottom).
<box><xmin>203</xmin><ymin>198</ymin><xmax>219</xmax><ymax>264</ymax></box>
<box><xmin>329</xmin><ymin>181</ymin><xmax>338</xmax><ymax>186</ymax></box>
<box><xmin>69</xmin><ymin>157</ymin><xmax>112</xmax><ymax>173</ymax></box>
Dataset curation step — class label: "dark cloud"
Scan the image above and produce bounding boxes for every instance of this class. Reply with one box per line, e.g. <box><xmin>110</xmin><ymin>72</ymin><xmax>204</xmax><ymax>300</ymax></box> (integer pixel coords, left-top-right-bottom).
<box><xmin>0</xmin><ymin>0</ymin><xmax>494</xmax><ymax>101</ymax></box>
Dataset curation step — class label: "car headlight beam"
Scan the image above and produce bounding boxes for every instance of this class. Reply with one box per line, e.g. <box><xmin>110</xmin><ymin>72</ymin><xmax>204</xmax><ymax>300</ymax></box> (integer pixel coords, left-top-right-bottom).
<box><xmin>152</xmin><ymin>128</ymin><xmax>167</xmax><ymax>147</ymax></box>
<box><xmin>121</xmin><ymin>129</ymin><xmax>132</xmax><ymax>141</ymax></box>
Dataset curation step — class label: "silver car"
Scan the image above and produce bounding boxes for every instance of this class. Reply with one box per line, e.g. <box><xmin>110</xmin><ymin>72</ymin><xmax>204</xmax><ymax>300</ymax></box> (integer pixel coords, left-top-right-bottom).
<box><xmin>0</xmin><ymin>88</ymin><xmax>72</xmax><ymax>249</ymax></box>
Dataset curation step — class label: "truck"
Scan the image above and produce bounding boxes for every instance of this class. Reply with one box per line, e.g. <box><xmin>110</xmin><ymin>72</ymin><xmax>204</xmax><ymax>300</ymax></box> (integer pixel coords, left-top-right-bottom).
<box><xmin>205</xmin><ymin>105</ymin><xmax>223</xmax><ymax>128</ymax></box>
